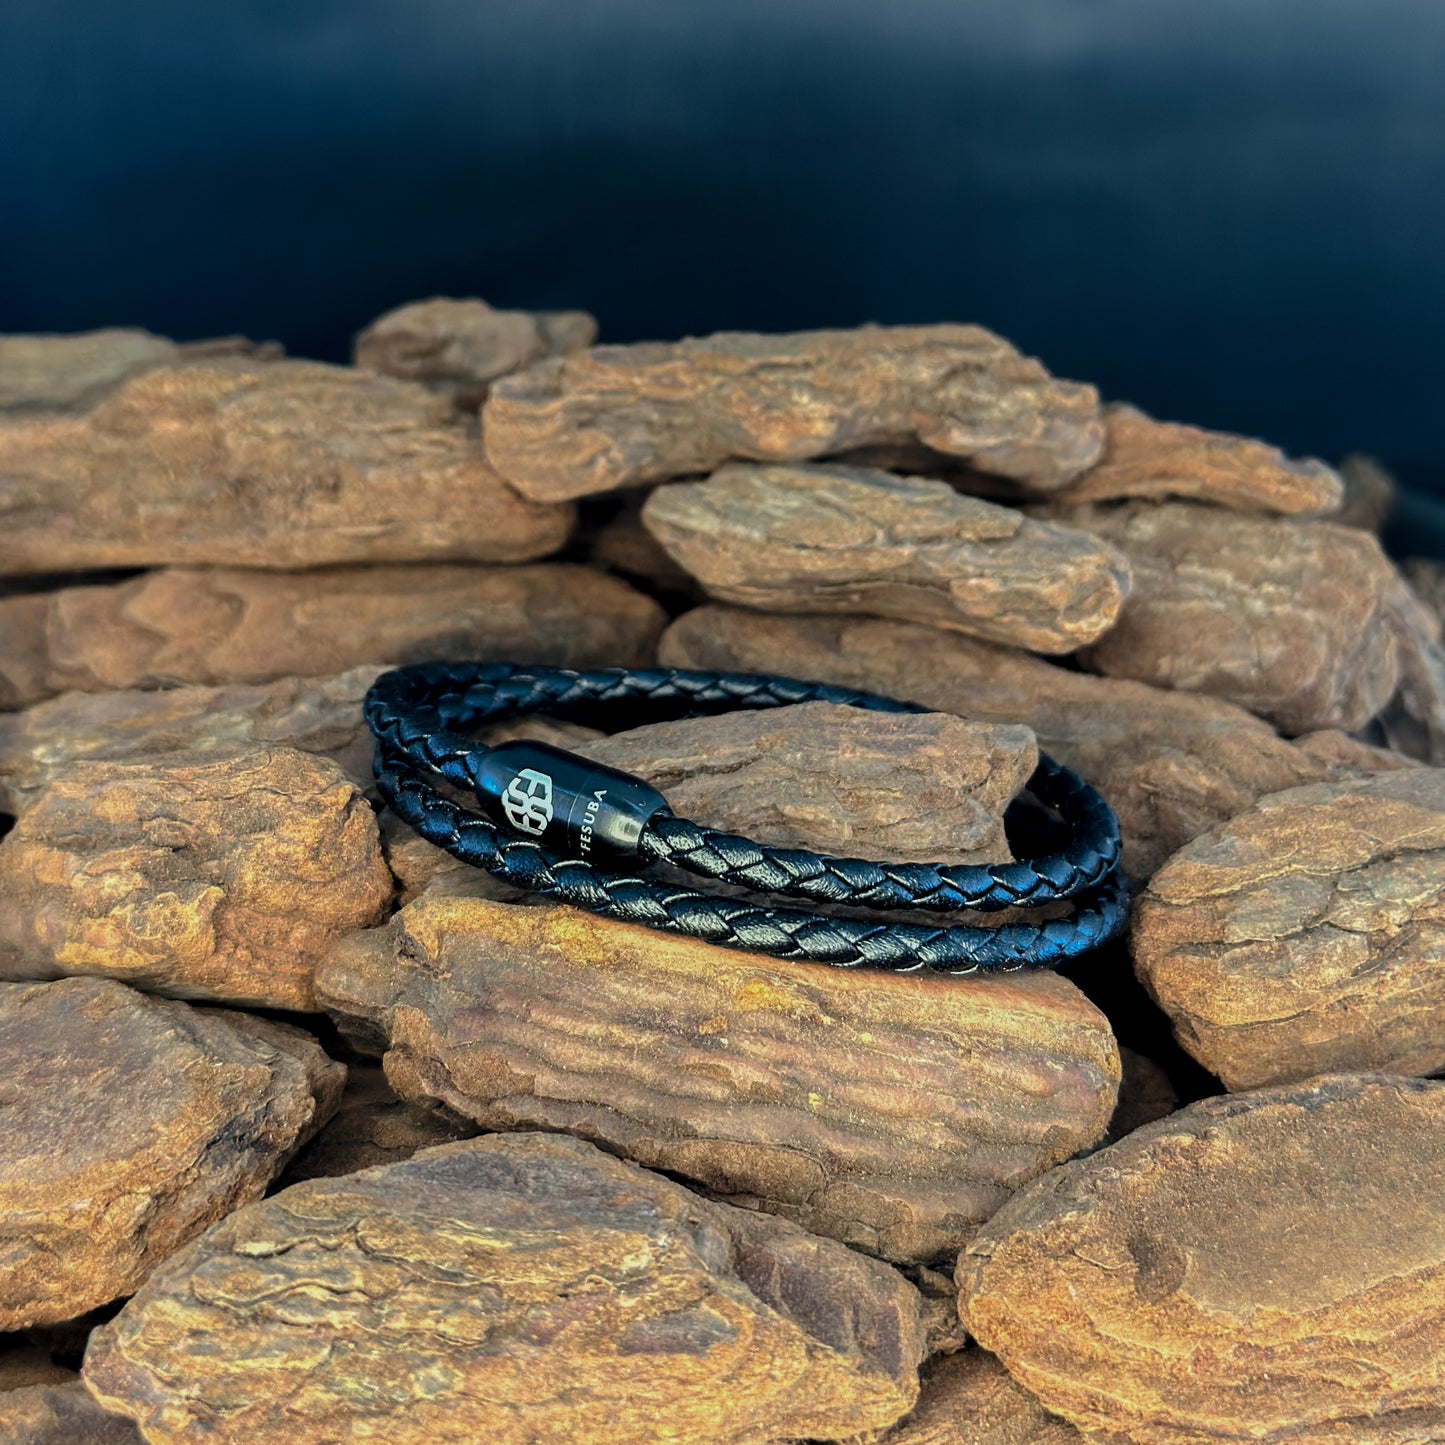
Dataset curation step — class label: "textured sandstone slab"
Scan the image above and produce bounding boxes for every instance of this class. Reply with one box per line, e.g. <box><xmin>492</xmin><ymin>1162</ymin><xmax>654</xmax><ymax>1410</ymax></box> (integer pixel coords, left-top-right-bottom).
<box><xmin>579</xmin><ymin>700</ymin><xmax>1037</xmax><ymax>865</ymax></box>
<box><xmin>0</xmin><ymin>745</ymin><xmax>392</xmax><ymax>1010</ymax></box>
<box><xmin>354</xmin><ymin>295</ymin><xmax>596</xmax><ymax>408</ymax></box>
<box><xmin>0</xmin><ymin>666</ymin><xmax>381</xmax><ymax>816</ymax></box>
<box><xmin>583</xmin><ymin>491</ymin><xmax>705</xmax><ymax>595</ymax></box>
<box><xmin>957</xmin><ymin>1074</ymin><xmax>1445</xmax><ymax>1445</ymax></box>
<box><xmin>1337</xmin><ymin>453</ymin><xmax>1398</xmax><ymax>532</ymax></box>
<box><xmin>0</xmin><ymin>359</ymin><xmax>572</xmax><ymax>574</ymax></box>
<box><xmin>1049</xmin><ymin>403</ymin><xmax>1343</xmax><ymax>514</ymax></box>
<box><xmin>317</xmin><ymin>890</ymin><xmax>1119</xmax><ymax>1264</ymax></box>
<box><xmin>641</xmin><ymin>463</ymin><xmax>1130</xmax><ymax>654</ymax></box>
<box><xmin>0</xmin><ymin>977</ymin><xmax>342</xmax><ymax>1330</ymax></box>
<box><xmin>482</xmin><ymin>324</ymin><xmax>1104</xmax><ymax>500</ymax></box>
<box><xmin>84</xmin><ymin>1131</ymin><xmax>927</xmax><ymax>1445</ymax></box>
<box><xmin>1132</xmin><ymin>769</ymin><xmax>1445</xmax><ymax>1090</ymax></box>
<box><xmin>658</xmin><ymin>606</ymin><xmax>1342</xmax><ymax>880</ymax></box>
<box><xmin>0</xmin><ymin>563</ymin><xmax>665</xmax><ymax>710</ymax></box>
<box><xmin>275</xmin><ymin>1063</ymin><xmax>477</xmax><ymax>1187</ymax></box>
<box><xmin>1053</xmin><ymin>502</ymin><xmax>1403</xmax><ymax>733</ymax></box>
<box><xmin>0</xmin><ymin>1383</ymin><xmax>140</xmax><ymax>1444</ymax></box>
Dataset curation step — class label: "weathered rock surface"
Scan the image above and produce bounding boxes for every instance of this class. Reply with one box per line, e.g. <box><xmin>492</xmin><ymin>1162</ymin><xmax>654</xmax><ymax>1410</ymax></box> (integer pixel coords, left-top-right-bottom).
<box><xmin>354</xmin><ymin>295</ymin><xmax>596</xmax><ymax>408</ymax></box>
<box><xmin>957</xmin><ymin>1074</ymin><xmax>1445</xmax><ymax>1445</ymax></box>
<box><xmin>1049</xmin><ymin>403</ymin><xmax>1343</xmax><ymax>515</ymax></box>
<box><xmin>0</xmin><ymin>666</ymin><xmax>380</xmax><ymax>815</ymax></box>
<box><xmin>317</xmin><ymin>890</ymin><xmax>1120</xmax><ymax>1263</ymax></box>
<box><xmin>583</xmin><ymin>491</ymin><xmax>704</xmax><ymax>595</ymax></box>
<box><xmin>1132</xmin><ymin>769</ymin><xmax>1445</xmax><ymax>1090</ymax></box>
<box><xmin>1403</xmin><ymin>556</ymin><xmax>1445</xmax><ymax>624</ymax></box>
<box><xmin>1337</xmin><ymin>453</ymin><xmax>1398</xmax><ymax>532</ymax></box>
<box><xmin>275</xmin><ymin>1063</ymin><xmax>478</xmax><ymax>1187</ymax></box>
<box><xmin>1054</xmin><ymin>502</ymin><xmax>1403</xmax><ymax>733</ymax></box>
<box><xmin>0</xmin><ymin>977</ymin><xmax>343</xmax><ymax>1329</ymax></box>
<box><xmin>482</xmin><ymin>324</ymin><xmax>1104</xmax><ymax>500</ymax></box>
<box><xmin>0</xmin><ymin>1382</ymin><xmax>140</xmax><ymax>1444</ymax></box>
<box><xmin>659</xmin><ymin>606</ymin><xmax>1348</xmax><ymax>879</ymax></box>
<box><xmin>580</xmin><ymin>701</ymin><xmax>1037</xmax><ymax>865</ymax></box>
<box><xmin>0</xmin><ymin>360</ymin><xmax>573</xmax><ymax>573</ymax></box>
<box><xmin>641</xmin><ymin>463</ymin><xmax>1130</xmax><ymax>654</ymax></box>
<box><xmin>1373</xmin><ymin>570</ymin><xmax>1445</xmax><ymax>765</ymax></box>
<box><xmin>84</xmin><ymin>1132</ymin><xmax>928</xmax><ymax>1445</ymax></box>
<box><xmin>0</xmin><ymin>563</ymin><xmax>665</xmax><ymax>710</ymax></box>
<box><xmin>0</xmin><ymin>745</ymin><xmax>392</xmax><ymax>1010</ymax></box>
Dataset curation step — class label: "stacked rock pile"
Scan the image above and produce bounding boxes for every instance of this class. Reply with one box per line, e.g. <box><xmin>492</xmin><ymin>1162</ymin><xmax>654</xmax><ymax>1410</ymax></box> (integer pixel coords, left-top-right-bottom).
<box><xmin>0</xmin><ymin>298</ymin><xmax>1442</xmax><ymax>1444</ymax></box>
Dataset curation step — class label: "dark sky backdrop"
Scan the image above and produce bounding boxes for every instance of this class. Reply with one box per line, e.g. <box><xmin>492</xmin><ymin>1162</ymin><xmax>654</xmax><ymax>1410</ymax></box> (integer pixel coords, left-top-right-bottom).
<box><xmin>2</xmin><ymin>0</ymin><xmax>1444</xmax><ymax>528</ymax></box>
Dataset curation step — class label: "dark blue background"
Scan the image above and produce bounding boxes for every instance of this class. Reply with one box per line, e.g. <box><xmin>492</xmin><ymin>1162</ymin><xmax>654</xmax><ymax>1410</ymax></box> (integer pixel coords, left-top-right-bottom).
<box><xmin>3</xmin><ymin>1</ymin><xmax>1443</xmax><ymax>533</ymax></box>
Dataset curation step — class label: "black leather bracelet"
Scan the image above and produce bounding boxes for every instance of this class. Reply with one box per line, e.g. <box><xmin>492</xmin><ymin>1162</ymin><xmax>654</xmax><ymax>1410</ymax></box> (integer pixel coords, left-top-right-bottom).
<box><xmin>364</xmin><ymin>660</ymin><xmax>1129</xmax><ymax>973</ymax></box>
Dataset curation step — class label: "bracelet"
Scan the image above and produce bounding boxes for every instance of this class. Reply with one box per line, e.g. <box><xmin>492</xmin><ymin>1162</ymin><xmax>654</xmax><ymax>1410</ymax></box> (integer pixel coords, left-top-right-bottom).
<box><xmin>363</xmin><ymin>661</ymin><xmax>1129</xmax><ymax>973</ymax></box>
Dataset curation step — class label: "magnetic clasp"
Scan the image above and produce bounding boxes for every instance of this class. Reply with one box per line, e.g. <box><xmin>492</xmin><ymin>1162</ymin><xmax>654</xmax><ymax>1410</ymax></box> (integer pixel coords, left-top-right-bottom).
<box><xmin>467</xmin><ymin>739</ymin><xmax>669</xmax><ymax>859</ymax></box>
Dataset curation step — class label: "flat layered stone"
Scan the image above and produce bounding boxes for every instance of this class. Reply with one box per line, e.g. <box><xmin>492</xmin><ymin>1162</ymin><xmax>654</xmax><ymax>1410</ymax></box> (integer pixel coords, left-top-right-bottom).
<box><xmin>658</xmin><ymin>606</ymin><xmax>1341</xmax><ymax>880</ymax></box>
<box><xmin>957</xmin><ymin>1074</ymin><xmax>1445</xmax><ymax>1445</ymax></box>
<box><xmin>354</xmin><ymin>296</ymin><xmax>596</xmax><ymax>408</ymax></box>
<box><xmin>0</xmin><ymin>1382</ymin><xmax>140</xmax><ymax>1444</ymax></box>
<box><xmin>0</xmin><ymin>359</ymin><xmax>572</xmax><ymax>573</ymax></box>
<box><xmin>83</xmin><ymin>1132</ymin><xmax>927</xmax><ymax>1445</ymax></box>
<box><xmin>0</xmin><ymin>745</ymin><xmax>392</xmax><ymax>1010</ymax></box>
<box><xmin>1132</xmin><ymin>770</ymin><xmax>1445</xmax><ymax>1090</ymax></box>
<box><xmin>641</xmin><ymin>463</ymin><xmax>1130</xmax><ymax>654</ymax></box>
<box><xmin>0</xmin><ymin>563</ymin><xmax>665</xmax><ymax>710</ymax></box>
<box><xmin>482</xmin><ymin>324</ymin><xmax>1103</xmax><ymax>500</ymax></box>
<box><xmin>317</xmin><ymin>890</ymin><xmax>1119</xmax><ymax>1264</ymax></box>
<box><xmin>1056</xmin><ymin>502</ymin><xmax>1402</xmax><ymax>733</ymax></box>
<box><xmin>1049</xmin><ymin>403</ymin><xmax>1343</xmax><ymax>515</ymax></box>
<box><xmin>0</xmin><ymin>666</ymin><xmax>380</xmax><ymax>816</ymax></box>
<box><xmin>0</xmin><ymin>977</ymin><xmax>342</xmax><ymax>1329</ymax></box>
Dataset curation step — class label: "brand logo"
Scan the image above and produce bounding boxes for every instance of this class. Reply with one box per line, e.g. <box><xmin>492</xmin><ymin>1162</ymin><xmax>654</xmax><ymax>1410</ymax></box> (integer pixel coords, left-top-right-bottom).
<box><xmin>501</xmin><ymin>768</ymin><xmax>554</xmax><ymax>836</ymax></box>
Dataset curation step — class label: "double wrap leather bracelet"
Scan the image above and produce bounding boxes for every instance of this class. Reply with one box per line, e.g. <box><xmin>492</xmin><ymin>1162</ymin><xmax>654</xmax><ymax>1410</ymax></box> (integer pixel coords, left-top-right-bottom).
<box><xmin>364</xmin><ymin>660</ymin><xmax>1129</xmax><ymax>974</ymax></box>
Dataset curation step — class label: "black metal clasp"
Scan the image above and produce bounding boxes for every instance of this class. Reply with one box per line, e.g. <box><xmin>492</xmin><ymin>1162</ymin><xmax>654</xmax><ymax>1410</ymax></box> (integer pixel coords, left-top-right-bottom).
<box><xmin>467</xmin><ymin>739</ymin><xmax>669</xmax><ymax>860</ymax></box>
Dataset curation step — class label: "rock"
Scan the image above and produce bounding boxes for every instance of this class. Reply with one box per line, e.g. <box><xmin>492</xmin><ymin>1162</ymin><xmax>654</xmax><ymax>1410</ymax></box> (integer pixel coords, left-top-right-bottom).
<box><xmin>0</xmin><ymin>977</ymin><xmax>343</xmax><ymax>1329</ymax></box>
<box><xmin>0</xmin><ymin>360</ymin><xmax>573</xmax><ymax>574</ymax></box>
<box><xmin>354</xmin><ymin>296</ymin><xmax>596</xmax><ymax>408</ymax></box>
<box><xmin>0</xmin><ymin>563</ymin><xmax>665</xmax><ymax>710</ymax></box>
<box><xmin>1054</xmin><ymin>502</ymin><xmax>1403</xmax><ymax>733</ymax></box>
<box><xmin>1131</xmin><ymin>769</ymin><xmax>1445</xmax><ymax>1090</ymax></box>
<box><xmin>482</xmin><ymin>324</ymin><xmax>1104</xmax><ymax>501</ymax></box>
<box><xmin>274</xmin><ymin>1063</ymin><xmax>478</xmax><ymax>1187</ymax></box>
<box><xmin>1373</xmin><ymin>570</ymin><xmax>1445</xmax><ymax>765</ymax></box>
<box><xmin>582</xmin><ymin>491</ymin><xmax>704</xmax><ymax>596</ymax></box>
<box><xmin>957</xmin><ymin>1074</ymin><xmax>1445</xmax><ymax>1445</ymax></box>
<box><xmin>640</xmin><ymin>463</ymin><xmax>1130</xmax><ymax>654</ymax></box>
<box><xmin>1336</xmin><ymin>453</ymin><xmax>1398</xmax><ymax>532</ymax></box>
<box><xmin>875</xmin><ymin>1350</ymin><xmax>1085</xmax><ymax>1444</ymax></box>
<box><xmin>0</xmin><ymin>666</ymin><xmax>380</xmax><ymax>816</ymax></box>
<box><xmin>317</xmin><ymin>889</ymin><xmax>1120</xmax><ymax>1264</ymax></box>
<box><xmin>577</xmin><ymin>700</ymin><xmax>1038</xmax><ymax>865</ymax></box>
<box><xmin>0</xmin><ymin>329</ymin><xmax>179</xmax><ymax>414</ymax></box>
<box><xmin>0</xmin><ymin>744</ymin><xmax>392</xmax><ymax>1010</ymax></box>
<box><xmin>1048</xmin><ymin>403</ymin><xmax>1343</xmax><ymax>515</ymax></box>
<box><xmin>1108</xmin><ymin>1047</ymin><xmax>1179</xmax><ymax>1142</ymax></box>
<box><xmin>1403</xmin><ymin>556</ymin><xmax>1445</xmax><ymax>623</ymax></box>
<box><xmin>0</xmin><ymin>1382</ymin><xmax>140</xmax><ymax>1444</ymax></box>
<box><xmin>1291</xmin><ymin>727</ymin><xmax>1422</xmax><ymax>777</ymax></box>
<box><xmin>83</xmin><ymin>1131</ymin><xmax>927</xmax><ymax>1445</ymax></box>
<box><xmin>658</xmin><ymin>606</ymin><xmax>1339</xmax><ymax>880</ymax></box>
<box><xmin>0</xmin><ymin>1344</ymin><xmax>75</xmax><ymax>1392</ymax></box>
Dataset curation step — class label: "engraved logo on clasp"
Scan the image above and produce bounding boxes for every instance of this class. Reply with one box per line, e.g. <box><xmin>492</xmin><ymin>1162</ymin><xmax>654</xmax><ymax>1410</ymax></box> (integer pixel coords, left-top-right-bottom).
<box><xmin>501</xmin><ymin>768</ymin><xmax>554</xmax><ymax>836</ymax></box>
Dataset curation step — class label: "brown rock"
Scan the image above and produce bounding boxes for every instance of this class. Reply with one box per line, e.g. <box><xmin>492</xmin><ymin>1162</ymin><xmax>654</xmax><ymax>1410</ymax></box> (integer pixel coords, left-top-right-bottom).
<box><xmin>482</xmin><ymin>324</ymin><xmax>1104</xmax><ymax>501</ymax></box>
<box><xmin>0</xmin><ymin>666</ymin><xmax>380</xmax><ymax>816</ymax></box>
<box><xmin>1373</xmin><ymin>569</ymin><xmax>1445</xmax><ymax>765</ymax></box>
<box><xmin>317</xmin><ymin>890</ymin><xmax>1119</xmax><ymax>1264</ymax></box>
<box><xmin>1049</xmin><ymin>403</ymin><xmax>1343</xmax><ymax>515</ymax></box>
<box><xmin>1291</xmin><ymin>727</ymin><xmax>1422</xmax><ymax>777</ymax></box>
<box><xmin>1132</xmin><ymin>769</ymin><xmax>1445</xmax><ymax>1090</ymax></box>
<box><xmin>0</xmin><ymin>1382</ymin><xmax>140</xmax><ymax>1444</ymax></box>
<box><xmin>578</xmin><ymin>700</ymin><xmax>1037</xmax><ymax>865</ymax></box>
<box><xmin>0</xmin><ymin>563</ymin><xmax>665</xmax><ymax>710</ymax></box>
<box><xmin>1336</xmin><ymin>453</ymin><xmax>1398</xmax><ymax>532</ymax></box>
<box><xmin>274</xmin><ymin>1063</ymin><xmax>478</xmax><ymax>1187</ymax></box>
<box><xmin>354</xmin><ymin>295</ymin><xmax>596</xmax><ymax>408</ymax></box>
<box><xmin>84</xmin><ymin>1131</ymin><xmax>927</xmax><ymax>1445</ymax></box>
<box><xmin>1403</xmin><ymin>556</ymin><xmax>1445</xmax><ymax>624</ymax></box>
<box><xmin>0</xmin><ymin>977</ymin><xmax>343</xmax><ymax>1329</ymax></box>
<box><xmin>957</xmin><ymin>1074</ymin><xmax>1445</xmax><ymax>1445</ymax></box>
<box><xmin>0</xmin><ymin>1345</ymin><xmax>75</xmax><ymax>1393</ymax></box>
<box><xmin>0</xmin><ymin>329</ymin><xmax>179</xmax><ymax>415</ymax></box>
<box><xmin>583</xmin><ymin>490</ymin><xmax>704</xmax><ymax>595</ymax></box>
<box><xmin>659</xmin><ymin>606</ymin><xmax>1337</xmax><ymax>880</ymax></box>
<box><xmin>1108</xmin><ymin>1046</ymin><xmax>1179</xmax><ymax>1142</ymax></box>
<box><xmin>0</xmin><ymin>745</ymin><xmax>392</xmax><ymax>1010</ymax></box>
<box><xmin>1055</xmin><ymin>502</ymin><xmax>1402</xmax><ymax>733</ymax></box>
<box><xmin>640</xmin><ymin>463</ymin><xmax>1130</xmax><ymax>654</ymax></box>
<box><xmin>0</xmin><ymin>359</ymin><xmax>572</xmax><ymax>574</ymax></box>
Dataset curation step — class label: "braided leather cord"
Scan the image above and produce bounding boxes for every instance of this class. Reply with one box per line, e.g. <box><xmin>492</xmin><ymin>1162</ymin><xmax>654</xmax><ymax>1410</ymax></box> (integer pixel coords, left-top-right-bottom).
<box><xmin>365</xmin><ymin>661</ymin><xmax>1130</xmax><ymax>973</ymax></box>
